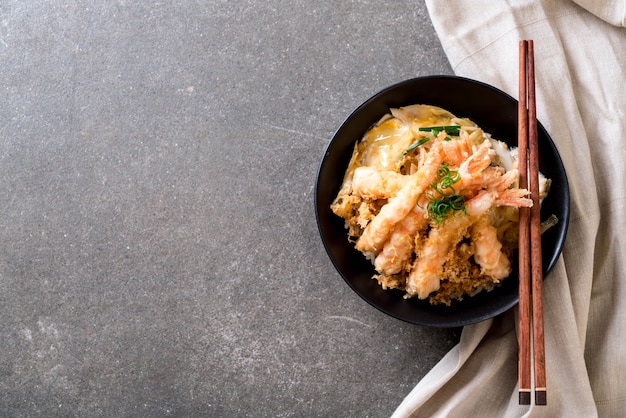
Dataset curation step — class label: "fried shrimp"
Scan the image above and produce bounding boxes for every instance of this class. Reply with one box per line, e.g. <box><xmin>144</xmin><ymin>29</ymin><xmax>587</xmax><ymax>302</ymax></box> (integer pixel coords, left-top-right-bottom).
<box><xmin>442</xmin><ymin>131</ymin><xmax>473</xmax><ymax>166</ymax></box>
<box><xmin>352</xmin><ymin>166</ymin><xmax>408</xmax><ymax>199</ymax></box>
<box><xmin>330</xmin><ymin>104</ymin><xmax>549</xmax><ymax>304</ymax></box>
<box><xmin>406</xmin><ymin>184</ymin><xmax>530</xmax><ymax>299</ymax></box>
<box><xmin>374</xmin><ymin>205</ymin><xmax>428</xmax><ymax>275</ymax></box>
<box><xmin>471</xmin><ymin>215</ymin><xmax>511</xmax><ymax>280</ymax></box>
<box><xmin>458</xmin><ymin>140</ymin><xmax>496</xmax><ymax>180</ymax></box>
<box><xmin>406</xmin><ymin>206</ymin><xmax>476</xmax><ymax>299</ymax></box>
<box><xmin>355</xmin><ymin>138</ymin><xmax>445</xmax><ymax>255</ymax></box>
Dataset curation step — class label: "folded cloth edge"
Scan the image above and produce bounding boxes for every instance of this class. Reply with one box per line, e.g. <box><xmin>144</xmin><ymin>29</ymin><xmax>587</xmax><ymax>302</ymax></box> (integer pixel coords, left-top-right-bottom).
<box><xmin>571</xmin><ymin>0</ymin><xmax>626</xmax><ymax>26</ymax></box>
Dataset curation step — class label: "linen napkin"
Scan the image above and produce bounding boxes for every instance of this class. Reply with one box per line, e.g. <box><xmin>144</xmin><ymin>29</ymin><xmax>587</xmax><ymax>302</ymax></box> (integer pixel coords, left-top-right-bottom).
<box><xmin>393</xmin><ymin>1</ymin><xmax>626</xmax><ymax>416</ymax></box>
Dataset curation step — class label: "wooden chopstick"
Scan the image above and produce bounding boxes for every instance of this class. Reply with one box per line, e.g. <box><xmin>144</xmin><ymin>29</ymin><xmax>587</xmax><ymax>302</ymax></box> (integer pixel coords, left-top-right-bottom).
<box><xmin>518</xmin><ymin>39</ymin><xmax>546</xmax><ymax>406</ymax></box>
<box><xmin>517</xmin><ymin>39</ymin><xmax>532</xmax><ymax>406</ymax></box>
<box><xmin>527</xmin><ymin>39</ymin><xmax>547</xmax><ymax>406</ymax></box>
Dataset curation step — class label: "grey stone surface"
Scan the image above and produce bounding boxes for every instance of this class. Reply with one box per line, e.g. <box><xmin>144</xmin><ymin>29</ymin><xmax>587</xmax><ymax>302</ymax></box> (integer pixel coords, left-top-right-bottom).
<box><xmin>0</xmin><ymin>1</ymin><xmax>458</xmax><ymax>416</ymax></box>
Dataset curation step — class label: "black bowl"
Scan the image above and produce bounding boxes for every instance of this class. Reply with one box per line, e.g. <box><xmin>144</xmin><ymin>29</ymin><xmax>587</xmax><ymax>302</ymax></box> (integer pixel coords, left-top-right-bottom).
<box><xmin>315</xmin><ymin>76</ymin><xmax>570</xmax><ymax>327</ymax></box>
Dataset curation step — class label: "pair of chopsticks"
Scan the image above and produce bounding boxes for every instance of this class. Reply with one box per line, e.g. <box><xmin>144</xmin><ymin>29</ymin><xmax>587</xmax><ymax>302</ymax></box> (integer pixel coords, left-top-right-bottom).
<box><xmin>517</xmin><ymin>40</ymin><xmax>546</xmax><ymax>406</ymax></box>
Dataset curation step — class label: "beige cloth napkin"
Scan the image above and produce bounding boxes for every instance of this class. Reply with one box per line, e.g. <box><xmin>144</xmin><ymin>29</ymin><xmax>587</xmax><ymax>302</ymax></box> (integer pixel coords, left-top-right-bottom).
<box><xmin>393</xmin><ymin>1</ymin><xmax>626</xmax><ymax>417</ymax></box>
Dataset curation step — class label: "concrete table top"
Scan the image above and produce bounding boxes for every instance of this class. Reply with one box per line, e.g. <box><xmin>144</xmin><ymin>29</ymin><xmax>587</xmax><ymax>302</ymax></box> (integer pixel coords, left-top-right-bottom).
<box><xmin>0</xmin><ymin>1</ymin><xmax>459</xmax><ymax>416</ymax></box>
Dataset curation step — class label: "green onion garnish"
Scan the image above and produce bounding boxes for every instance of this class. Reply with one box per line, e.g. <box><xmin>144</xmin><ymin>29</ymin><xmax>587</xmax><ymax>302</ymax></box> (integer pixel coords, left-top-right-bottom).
<box><xmin>405</xmin><ymin>137</ymin><xmax>430</xmax><ymax>154</ymax></box>
<box><xmin>418</xmin><ymin>125</ymin><xmax>461</xmax><ymax>136</ymax></box>
<box><xmin>425</xmin><ymin>164</ymin><xmax>466</xmax><ymax>223</ymax></box>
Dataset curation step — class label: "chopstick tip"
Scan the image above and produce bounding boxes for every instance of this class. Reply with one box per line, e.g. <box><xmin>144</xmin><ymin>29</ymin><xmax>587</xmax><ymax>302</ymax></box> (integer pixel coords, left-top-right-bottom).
<box><xmin>519</xmin><ymin>391</ymin><xmax>531</xmax><ymax>405</ymax></box>
<box><xmin>535</xmin><ymin>390</ymin><xmax>547</xmax><ymax>406</ymax></box>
